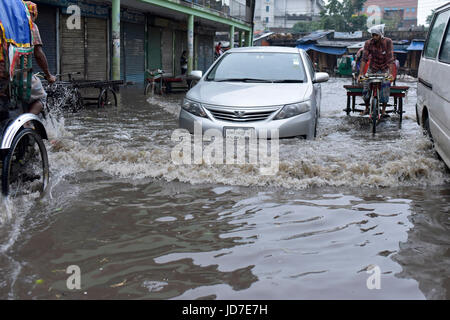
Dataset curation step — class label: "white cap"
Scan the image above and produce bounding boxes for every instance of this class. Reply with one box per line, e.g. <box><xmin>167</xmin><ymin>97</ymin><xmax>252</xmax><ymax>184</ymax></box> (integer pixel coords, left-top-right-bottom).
<box><xmin>368</xmin><ymin>24</ymin><xmax>385</xmax><ymax>37</ymax></box>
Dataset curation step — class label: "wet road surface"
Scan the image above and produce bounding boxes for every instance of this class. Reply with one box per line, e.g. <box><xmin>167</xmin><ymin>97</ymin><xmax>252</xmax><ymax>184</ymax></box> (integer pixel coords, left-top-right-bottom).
<box><xmin>0</xmin><ymin>78</ymin><xmax>449</xmax><ymax>299</ymax></box>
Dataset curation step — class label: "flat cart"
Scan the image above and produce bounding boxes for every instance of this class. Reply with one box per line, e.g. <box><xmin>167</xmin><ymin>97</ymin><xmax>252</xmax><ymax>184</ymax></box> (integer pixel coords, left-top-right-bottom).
<box><xmin>72</xmin><ymin>79</ymin><xmax>124</xmax><ymax>108</ymax></box>
<box><xmin>343</xmin><ymin>84</ymin><xmax>409</xmax><ymax>123</ymax></box>
<box><xmin>42</xmin><ymin>73</ymin><xmax>125</xmax><ymax>112</ymax></box>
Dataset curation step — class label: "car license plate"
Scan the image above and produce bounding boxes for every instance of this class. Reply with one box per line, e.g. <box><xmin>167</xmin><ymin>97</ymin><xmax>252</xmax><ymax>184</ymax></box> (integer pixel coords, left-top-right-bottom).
<box><xmin>223</xmin><ymin>127</ymin><xmax>255</xmax><ymax>138</ymax></box>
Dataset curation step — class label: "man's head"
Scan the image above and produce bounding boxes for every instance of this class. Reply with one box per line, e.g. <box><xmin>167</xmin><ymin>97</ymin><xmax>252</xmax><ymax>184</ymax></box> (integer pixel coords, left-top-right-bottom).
<box><xmin>368</xmin><ymin>24</ymin><xmax>385</xmax><ymax>42</ymax></box>
<box><xmin>25</xmin><ymin>1</ymin><xmax>38</xmax><ymax>21</ymax></box>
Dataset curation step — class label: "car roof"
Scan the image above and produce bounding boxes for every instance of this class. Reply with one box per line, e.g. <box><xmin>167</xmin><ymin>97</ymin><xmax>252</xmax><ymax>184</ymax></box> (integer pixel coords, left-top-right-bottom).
<box><xmin>227</xmin><ymin>46</ymin><xmax>303</xmax><ymax>54</ymax></box>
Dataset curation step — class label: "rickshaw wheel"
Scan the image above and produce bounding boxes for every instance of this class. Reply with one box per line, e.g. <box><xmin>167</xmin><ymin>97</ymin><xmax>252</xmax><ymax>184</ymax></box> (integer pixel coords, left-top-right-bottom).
<box><xmin>2</xmin><ymin>128</ymin><xmax>49</xmax><ymax>197</ymax></box>
<box><xmin>98</xmin><ymin>88</ymin><xmax>117</xmax><ymax>108</ymax></box>
<box><xmin>371</xmin><ymin>97</ymin><xmax>378</xmax><ymax>134</ymax></box>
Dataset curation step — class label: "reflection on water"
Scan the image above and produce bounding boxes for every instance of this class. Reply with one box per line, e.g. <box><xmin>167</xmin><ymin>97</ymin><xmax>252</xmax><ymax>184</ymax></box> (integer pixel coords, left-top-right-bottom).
<box><xmin>0</xmin><ymin>79</ymin><xmax>449</xmax><ymax>299</ymax></box>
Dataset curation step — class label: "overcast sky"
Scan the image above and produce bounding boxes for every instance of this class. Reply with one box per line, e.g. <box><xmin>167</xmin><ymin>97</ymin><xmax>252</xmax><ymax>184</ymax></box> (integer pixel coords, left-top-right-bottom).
<box><xmin>323</xmin><ymin>0</ymin><xmax>448</xmax><ymax>26</ymax></box>
<box><xmin>417</xmin><ymin>0</ymin><xmax>448</xmax><ymax>25</ymax></box>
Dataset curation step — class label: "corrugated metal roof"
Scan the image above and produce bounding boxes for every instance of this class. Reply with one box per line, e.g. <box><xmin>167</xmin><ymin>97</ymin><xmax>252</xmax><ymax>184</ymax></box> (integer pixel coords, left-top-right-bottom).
<box><xmin>297</xmin><ymin>30</ymin><xmax>334</xmax><ymax>43</ymax></box>
<box><xmin>407</xmin><ymin>40</ymin><xmax>425</xmax><ymax>51</ymax></box>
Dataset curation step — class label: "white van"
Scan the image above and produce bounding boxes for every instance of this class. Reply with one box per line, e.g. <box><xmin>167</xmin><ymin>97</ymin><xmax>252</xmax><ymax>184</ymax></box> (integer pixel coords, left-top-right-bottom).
<box><xmin>416</xmin><ymin>2</ymin><xmax>450</xmax><ymax>168</ymax></box>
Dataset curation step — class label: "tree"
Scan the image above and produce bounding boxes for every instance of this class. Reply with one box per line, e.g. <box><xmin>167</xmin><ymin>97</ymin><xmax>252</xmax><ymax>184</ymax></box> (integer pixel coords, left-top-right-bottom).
<box><xmin>320</xmin><ymin>0</ymin><xmax>367</xmax><ymax>32</ymax></box>
<box><xmin>292</xmin><ymin>20</ymin><xmax>324</xmax><ymax>33</ymax></box>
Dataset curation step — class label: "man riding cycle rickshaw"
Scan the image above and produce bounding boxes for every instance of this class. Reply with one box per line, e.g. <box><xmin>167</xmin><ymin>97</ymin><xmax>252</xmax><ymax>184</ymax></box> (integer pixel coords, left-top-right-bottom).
<box><xmin>357</xmin><ymin>24</ymin><xmax>396</xmax><ymax>117</ymax></box>
<box><xmin>0</xmin><ymin>0</ymin><xmax>49</xmax><ymax>197</ymax></box>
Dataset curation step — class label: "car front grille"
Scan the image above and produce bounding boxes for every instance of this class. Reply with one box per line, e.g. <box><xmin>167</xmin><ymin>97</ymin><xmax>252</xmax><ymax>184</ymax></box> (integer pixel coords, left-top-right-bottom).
<box><xmin>204</xmin><ymin>105</ymin><xmax>281</xmax><ymax>123</ymax></box>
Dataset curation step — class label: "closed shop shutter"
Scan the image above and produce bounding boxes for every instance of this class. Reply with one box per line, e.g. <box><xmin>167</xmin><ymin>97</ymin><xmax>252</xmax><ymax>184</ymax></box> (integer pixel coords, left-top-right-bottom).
<box><xmin>122</xmin><ymin>22</ymin><xmax>145</xmax><ymax>83</ymax></box>
<box><xmin>33</xmin><ymin>4</ymin><xmax>57</xmax><ymax>75</ymax></box>
<box><xmin>148</xmin><ymin>27</ymin><xmax>162</xmax><ymax>71</ymax></box>
<box><xmin>197</xmin><ymin>35</ymin><xmax>214</xmax><ymax>73</ymax></box>
<box><xmin>174</xmin><ymin>30</ymin><xmax>187</xmax><ymax>76</ymax></box>
<box><xmin>86</xmin><ymin>17</ymin><xmax>108</xmax><ymax>80</ymax></box>
<box><xmin>161</xmin><ymin>29</ymin><xmax>173</xmax><ymax>75</ymax></box>
<box><xmin>60</xmin><ymin>14</ymin><xmax>85</xmax><ymax>79</ymax></box>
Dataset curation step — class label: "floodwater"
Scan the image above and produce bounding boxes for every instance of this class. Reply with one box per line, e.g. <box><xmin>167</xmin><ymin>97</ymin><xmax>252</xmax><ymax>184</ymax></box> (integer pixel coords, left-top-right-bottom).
<box><xmin>0</xmin><ymin>78</ymin><xmax>449</xmax><ymax>299</ymax></box>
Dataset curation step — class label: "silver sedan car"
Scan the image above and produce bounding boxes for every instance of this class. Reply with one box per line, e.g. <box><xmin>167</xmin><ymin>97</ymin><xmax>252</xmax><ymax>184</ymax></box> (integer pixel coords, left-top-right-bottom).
<box><xmin>179</xmin><ymin>46</ymin><xmax>329</xmax><ymax>139</ymax></box>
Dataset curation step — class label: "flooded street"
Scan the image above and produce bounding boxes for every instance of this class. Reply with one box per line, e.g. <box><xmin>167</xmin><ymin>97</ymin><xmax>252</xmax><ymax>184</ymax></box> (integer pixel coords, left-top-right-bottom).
<box><xmin>0</xmin><ymin>78</ymin><xmax>449</xmax><ymax>299</ymax></box>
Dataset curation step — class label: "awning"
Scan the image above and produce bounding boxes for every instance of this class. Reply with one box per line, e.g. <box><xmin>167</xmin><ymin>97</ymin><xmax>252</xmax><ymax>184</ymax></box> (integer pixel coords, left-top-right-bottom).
<box><xmin>407</xmin><ymin>40</ymin><xmax>425</xmax><ymax>51</ymax></box>
<box><xmin>297</xmin><ymin>43</ymin><xmax>347</xmax><ymax>55</ymax></box>
<box><xmin>394</xmin><ymin>43</ymin><xmax>409</xmax><ymax>54</ymax></box>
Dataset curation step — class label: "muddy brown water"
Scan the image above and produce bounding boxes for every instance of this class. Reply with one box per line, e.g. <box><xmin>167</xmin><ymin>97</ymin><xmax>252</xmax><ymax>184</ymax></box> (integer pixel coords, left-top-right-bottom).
<box><xmin>0</xmin><ymin>78</ymin><xmax>449</xmax><ymax>299</ymax></box>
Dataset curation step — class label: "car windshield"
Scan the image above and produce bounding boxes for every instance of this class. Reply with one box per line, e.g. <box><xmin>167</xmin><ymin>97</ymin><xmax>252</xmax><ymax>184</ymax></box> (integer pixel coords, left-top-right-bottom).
<box><xmin>205</xmin><ymin>52</ymin><xmax>307</xmax><ymax>83</ymax></box>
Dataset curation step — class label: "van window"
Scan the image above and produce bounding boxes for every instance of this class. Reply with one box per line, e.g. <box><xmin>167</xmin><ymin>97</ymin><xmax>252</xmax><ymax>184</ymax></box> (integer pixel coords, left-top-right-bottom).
<box><xmin>424</xmin><ymin>9</ymin><xmax>450</xmax><ymax>59</ymax></box>
<box><xmin>439</xmin><ymin>22</ymin><xmax>450</xmax><ymax>64</ymax></box>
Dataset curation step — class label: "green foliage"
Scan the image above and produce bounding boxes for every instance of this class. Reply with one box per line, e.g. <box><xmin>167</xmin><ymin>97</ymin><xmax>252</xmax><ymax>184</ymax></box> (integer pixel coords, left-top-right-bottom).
<box><xmin>292</xmin><ymin>20</ymin><xmax>324</xmax><ymax>33</ymax></box>
<box><xmin>320</xmin><ymin>0</ymin><xmax>368</xmax><ymax>32</ymax></box>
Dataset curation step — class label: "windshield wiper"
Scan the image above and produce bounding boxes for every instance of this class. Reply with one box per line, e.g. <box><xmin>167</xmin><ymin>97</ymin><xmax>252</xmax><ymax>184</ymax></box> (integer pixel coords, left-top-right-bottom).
<box><xmin>215</xmin><ymin>78</ymin><xmax>273</xmax><ymax>83</ymax></box>
<box><xmin>272</xmin><ymin>79</ymin><xmax>304</xmax><ymax>83</ymax></box>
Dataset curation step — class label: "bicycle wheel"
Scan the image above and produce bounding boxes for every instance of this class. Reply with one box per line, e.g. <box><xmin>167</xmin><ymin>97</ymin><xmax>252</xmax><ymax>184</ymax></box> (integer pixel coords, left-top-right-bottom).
<box><xmin>144</xmin><ymin>82</ymin><xmax>152</xmax><ymax>96</ymax></box>
<box><xmin>371</xmin><ymin>97</ymin><xmax>378</xmax><ymax>134</ymax></box>
<box><xmin>2</xmin><ymin>128</ymin><xmax>49</xmax><ymax>197</ymax></box>
<box><xmin>71</xmin><ymin>89</ymin><xmax>84</xmax><ymax>113</ymax></box>
<box><xmin>98</xmin><ymin>88</ymin><xmax>117</xmax><ymax>108</ymax></box>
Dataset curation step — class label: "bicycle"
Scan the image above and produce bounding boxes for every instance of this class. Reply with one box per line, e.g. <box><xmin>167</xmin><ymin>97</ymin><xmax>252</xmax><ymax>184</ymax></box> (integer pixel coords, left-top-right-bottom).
<box><xmin>37</xmin><ymin>72</ymin><xmax>84</xmax><ymax>113</ymax></box>
<box><xmin>359</xmin><ymin>73</ymin><xmax>394</xmax><ymax>134</ymax></box>
<box><xmin>144</xmin><ymin>69</ymin><xmax>166</xmax><ymax>96</ymax></box>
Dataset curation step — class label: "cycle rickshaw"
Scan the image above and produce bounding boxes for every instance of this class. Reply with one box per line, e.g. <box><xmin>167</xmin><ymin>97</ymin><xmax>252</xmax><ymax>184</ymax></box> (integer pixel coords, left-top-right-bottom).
<box><xmin>0</xmin><ymin>0</ymin><xmax>49</xmax><ymax>197</ymax></box>
<box><xmin>343</xmin><ymin>62</ymin><xmax>409</xmax><ymax>134</ymax></box>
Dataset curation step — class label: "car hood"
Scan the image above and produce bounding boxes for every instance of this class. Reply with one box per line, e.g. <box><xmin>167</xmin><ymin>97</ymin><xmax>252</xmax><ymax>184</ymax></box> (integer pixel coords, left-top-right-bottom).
<box><xmin>186</xmin><ymin>81</ymin><xmax>312</xmax><ymax>107</ymax></box>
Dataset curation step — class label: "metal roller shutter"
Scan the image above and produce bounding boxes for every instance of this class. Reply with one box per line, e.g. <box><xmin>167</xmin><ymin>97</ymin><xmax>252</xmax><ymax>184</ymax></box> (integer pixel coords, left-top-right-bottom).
<box><xmin>86</xmin><ymin>18</ymin><xmax>108</xmax><ymax>81</ymax></box>
<box><xmin>33</xmin><ymin>4</ymin><xmax>57</xmax><ymax>75</ymax></box>
<box><xmin>174</xmin><ymin>30</ymin><xmax>187</xmax><ymax>76</ymax></box>
<box><xmin>161</xmin><ymin>29</ymin><xmax>173</xmax><ymax>75</ymax></box>
<box><xmin>148</xmin><ymin>27</ymin><xmax>162</xmax><ymax>71</ymax></box>
<box><xmin>122</xmin><ymin>22</ymin><xmax>145</xmax><ymax>83</ymax></box>
<box><xmin>60</xmin><ymin>14</ymin><xmax>85</xmax><ymax>79</ymax></box>
<box><xmin>197</xmin><ymin>35</ymin><xmax>214</xmax><ymax>73</ymax></box>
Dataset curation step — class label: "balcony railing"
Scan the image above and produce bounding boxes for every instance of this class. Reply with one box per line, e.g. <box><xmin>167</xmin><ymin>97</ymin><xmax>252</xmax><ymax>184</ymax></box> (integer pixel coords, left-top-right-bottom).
<box><xmin>182</xmin><ymin>0</ymin><xmax>251</xmax><ymax>24</ymax></box>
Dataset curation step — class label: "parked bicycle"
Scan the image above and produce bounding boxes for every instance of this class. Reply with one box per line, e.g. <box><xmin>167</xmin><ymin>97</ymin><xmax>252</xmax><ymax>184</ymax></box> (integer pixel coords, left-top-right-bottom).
<box><xmin>38</xmin><ymin>72</ymin><xmax>84</xmax><ymax>114</ymax></box>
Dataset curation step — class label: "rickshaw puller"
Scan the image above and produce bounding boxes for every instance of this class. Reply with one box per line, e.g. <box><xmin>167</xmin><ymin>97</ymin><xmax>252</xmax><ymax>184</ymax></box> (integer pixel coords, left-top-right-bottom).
<box><xmin>357</xmin><ymin>24</ymin><xmax>395</xmax><ymax>117</ymax></box>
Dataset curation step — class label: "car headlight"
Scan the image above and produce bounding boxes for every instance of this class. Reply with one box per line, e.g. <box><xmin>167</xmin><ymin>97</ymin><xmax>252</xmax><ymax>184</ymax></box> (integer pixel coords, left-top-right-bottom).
<box><xmin>182</xmin><ymin>98</ymin><xmax>207</xmax><ymax>118</ymax></box>
<box><xmin>274</xmin><ymin>101</ymin><xmax>311</xmax><ymax>120</ymax></box>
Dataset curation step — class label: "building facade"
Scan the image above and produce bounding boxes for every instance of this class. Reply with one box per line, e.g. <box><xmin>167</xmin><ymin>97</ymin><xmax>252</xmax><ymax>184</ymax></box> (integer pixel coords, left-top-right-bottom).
<box><xmin>30</xmin><ymin>0</ymin><xmax>255</xmax><ymax>83</ymax></box>
<box><xmin>254</xmin><ymin>0</ymin><xmax>325</xmax><ymax>31</ymax></box>
<box><xmin>361</xmin><ymin>0</ymin><xmax>418</xmax><ymax>28</ymax></box>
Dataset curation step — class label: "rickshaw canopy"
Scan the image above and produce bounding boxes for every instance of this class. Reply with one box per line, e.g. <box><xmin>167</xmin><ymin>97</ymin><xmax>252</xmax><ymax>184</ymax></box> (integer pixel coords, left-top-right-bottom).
<box><xmin>0</xmin><ymin>0</ymin><xmax>33</xmax><ymax>80</ymax></box>
<box><xmin>0</xmin><ymin>0</ymin><xmax>33</xmax><ymax>48</ymax></box>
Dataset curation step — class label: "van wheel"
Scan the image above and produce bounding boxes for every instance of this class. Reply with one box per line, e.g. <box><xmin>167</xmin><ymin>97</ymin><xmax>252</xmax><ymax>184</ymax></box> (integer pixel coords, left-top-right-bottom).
<box><xmin>314</xmin><ymin>114</ymin><xmax>318</xmax><ymax>138</ymax></box>
<box><xmin>424</xmin><ymin>117</ymin><xmax>433</xmax><ymax>142</ymax></box>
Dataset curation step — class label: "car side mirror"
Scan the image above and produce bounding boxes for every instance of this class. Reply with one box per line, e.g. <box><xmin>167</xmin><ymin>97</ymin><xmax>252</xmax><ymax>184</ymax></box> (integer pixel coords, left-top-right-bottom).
<box><xmin>313</xmin><ymin>72</ymin><xmax>329</xmax><ymax>83</ymax></box>
<box><xmin>189</xmin><ymin>70</ymin><xmax>203</xmax><ymax>80</ymax></box>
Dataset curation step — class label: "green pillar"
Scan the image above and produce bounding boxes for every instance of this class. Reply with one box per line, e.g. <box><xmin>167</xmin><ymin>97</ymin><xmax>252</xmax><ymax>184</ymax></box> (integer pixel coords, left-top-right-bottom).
<box><xmin>112</xmin><ymin>0</ymin><xmax>120</xmax><ymax>80</ymax></box>
<box><xmin>238</xmin><ymin>31</ymin><xmax>243</xmax><ymax>47</ymax></box>
<box><xmin>245</xmin><ymin>31</ymin><xmax>252</xmax><ymax>47</ymax></box>
<box><xmin>187</xmin><ymin>14</ymin><xmax>194</xmax><ymax>74</ymax></box>
<box><xmin>229</xmin><ymin>25</ymin><xmax>235</xmax><ymax>49</ymax></box>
